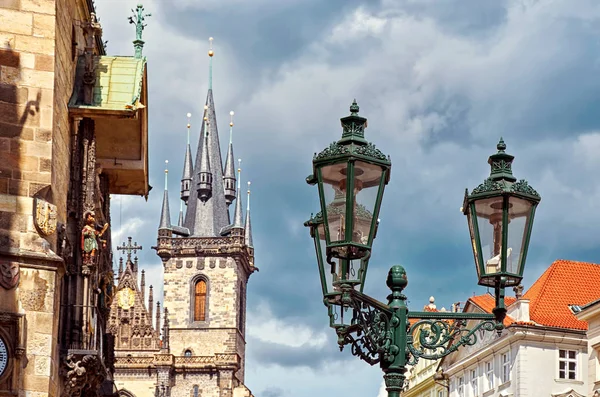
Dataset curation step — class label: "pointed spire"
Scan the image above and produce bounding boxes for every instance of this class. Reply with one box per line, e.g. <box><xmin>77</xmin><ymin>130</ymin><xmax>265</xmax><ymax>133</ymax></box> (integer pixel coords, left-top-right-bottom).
<box><xmin>159</xmin><ymin>160</ymin><xmax>171</xmax><ymax>230</ymax></box>
<box><xmin>156</xmin><ymin>301</ymin><xmax>161</xmax><ymax>332</ymax></box>
<box><xmin>223</xmin><ymin>110</ymin><xmax>236</xmax><ymax>206</ymax></box>
<box><xmin>197</xmin><ymin>105</ymin><xmax>213</xmax><ymax>202</ymax></box>
<box><xmin>245</xmin><ymin>181</ymin><xmax>253</xmax><ymax>247</ymax></box>
<box><xmin>118</xmin><ymin>257</ymin><xmax>123</xmax><ymax>279</ymax></box>
<box><xmin>178</xmin><ymin>200</ymin><xmax>184</xmax><ymax>227</ymax></box>
<box><xmin>162</xmin><ymin>307</ymin><xmax>170</xmax><ymax>352</ymax></box>
<box><xmin>233</xmin><ymin>159</ymin><xmax>244</xmax><ymax>230</ymax></box>
<box><xmin>208</xmin><ymin>37</ymin><xmax>214</xmax><ymax>90</ymax></box>
<box><xmin>181</xmin><ymin>113</ymin><xmax>193</xmax><ymax>204</ymax></box>
<box><xmin>140</xmin><ymin>269</ymin><xmax>146</xmax><ymax>303</ymax></box>
<box><xmin>148</xmin><ymin>285</ymin><xmax>154</xmax><ymax>315</ymax></box>
<box><xmin>184</xmin><ymin>37</ymin><xmax>230</xmax><ymax>237</ymax></box>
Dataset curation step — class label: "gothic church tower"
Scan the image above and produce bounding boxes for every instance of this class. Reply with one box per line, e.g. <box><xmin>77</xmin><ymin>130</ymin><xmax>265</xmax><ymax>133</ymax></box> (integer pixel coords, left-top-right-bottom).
<box><xmin>153</xmin><ymin>38</ymin><xmax>257</xmax><ymax>397</ymax></box>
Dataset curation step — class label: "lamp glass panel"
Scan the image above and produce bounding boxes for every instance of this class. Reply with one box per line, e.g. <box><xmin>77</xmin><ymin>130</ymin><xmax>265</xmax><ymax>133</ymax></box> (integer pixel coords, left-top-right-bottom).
<box><xmin>352</xmin><ymin>161</ymin><xmax>382</xmax><ymax>245</ymax></box>
<box><xmin>467</xmin><ymin>209</ymin><xmax>482</xmax><ymax>279</ymax></box>
<box><xmin>330</xmin><ymin>304</ymin><xmax>353</xmax><ymax>327</ymax></box>
<box><xmin>507</xmin><ymin>196</ymin><xmax>533</xmax><ymax>276</ymax></box>
<box><xmin>320</xmin><ymin>163</ymin><xmax>348</xmax><ymax>243</ymax></box>
<box><xmin>474</xmin><ymin>196</ymin><xmax>504</xmax><ymax>276</ymax></box>
<box><xmin>316</xmin><ymin>223</ymin><xmax>336</xmax><ymax>294</ymax></box>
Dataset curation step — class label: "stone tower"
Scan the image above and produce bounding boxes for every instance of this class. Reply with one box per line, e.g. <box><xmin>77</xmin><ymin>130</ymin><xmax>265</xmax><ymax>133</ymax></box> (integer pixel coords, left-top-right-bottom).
<box><xmin>153</xmin><ymin>38</ymin><xmax>257</xmax><ymax>397</ymax></box>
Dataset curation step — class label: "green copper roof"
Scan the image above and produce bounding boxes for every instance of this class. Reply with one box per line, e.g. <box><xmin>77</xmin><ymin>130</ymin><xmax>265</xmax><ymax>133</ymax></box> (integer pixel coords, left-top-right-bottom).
<box><xmin>69</xmin><ymin>55</ymin><xmax>146</xmax><ymax>111</ymax></box>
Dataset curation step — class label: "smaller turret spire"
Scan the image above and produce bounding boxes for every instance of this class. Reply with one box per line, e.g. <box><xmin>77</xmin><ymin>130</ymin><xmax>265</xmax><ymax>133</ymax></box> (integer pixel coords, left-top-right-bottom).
<box><xmin>245</xmin><ymin>181</ymin><xmax>253</xmax><ymax>247</ymax></box>
<box><xmin>148</xmin><ymin>285</ymin><xmax>154</xmax><ymax>315</ymax></box>
<box><xmin>155</xmin><ymin>301</ymin><xmax>161</xmax><ymax>332</ymax></box>
<box><xmin>159</xmin><ymin>160</ymin><xmax>171</xmax><ymax>230</ymax></box>
<box><xmin>181</xmin><ymin>113</ymin><xmax>193</xmax><ymax>204</ymax></box>
<box><xmin>140</xmin><ymin>269</ymin><xmax>146</xmax><ymax>303</ymax></box>
<box><xmin>178</xmin><ymin>200</ymin><xmax>184</xmax><ymax>227</ymax></box>
<box><xmin>118</xmin><ymin>257</ymin><xmax>123</xmax><ymax>278</ymax></box>
<box><xmin>232</xmin><ymin>159</ymin><xmax>244</xmax><ymax>230</ymax></box>
<box><xmin>197</xmin><ymin>106</ymin><xmax>213</xmax><ymax>202</ymax></box>
<box><xmin>223</xmin><ymin>110</ymin><xmax>236</xmax><ymax>206</ymax></box>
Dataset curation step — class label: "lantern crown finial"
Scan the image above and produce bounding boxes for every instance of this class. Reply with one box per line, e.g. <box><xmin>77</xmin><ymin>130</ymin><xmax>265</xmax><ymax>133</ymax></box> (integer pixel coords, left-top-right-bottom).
<box><xmin>339</xmin><ymin>99</ymin><xmax>368</xmax><ymax>144</ymax></box>
<box><xmin>497</xmin><ymin>137</ymin><xmax>506</xmax><ymax>152</ymax></box>
<box><xmin>487</xmin><ymin>137</ymin><xmax>516</xmax><ymax>182</ymax></box>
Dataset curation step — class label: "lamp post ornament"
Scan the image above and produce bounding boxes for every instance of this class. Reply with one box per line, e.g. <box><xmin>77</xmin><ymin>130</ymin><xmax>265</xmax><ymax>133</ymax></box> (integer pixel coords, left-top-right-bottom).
<box><xmin>128</xmin><ymin>4</ymin><xmax>151</xmax><ymax>59</ymax></box>
<box><xmin>305</xmin><ymin>101</ymin><xmax>540</xmax><ymax>396</ymax></box>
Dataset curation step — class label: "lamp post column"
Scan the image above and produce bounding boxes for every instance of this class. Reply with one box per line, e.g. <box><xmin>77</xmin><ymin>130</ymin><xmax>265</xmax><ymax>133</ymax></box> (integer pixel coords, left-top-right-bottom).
<box><xmin>382</xmin><ymin>265</ymin><xmax>409</xmax><ymax>397</ymax></box>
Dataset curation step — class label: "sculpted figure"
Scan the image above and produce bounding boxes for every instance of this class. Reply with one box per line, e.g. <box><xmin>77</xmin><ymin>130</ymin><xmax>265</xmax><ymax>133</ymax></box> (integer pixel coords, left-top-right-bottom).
<box><xmin>81</xmin><ymin>211</ymin><xmax>108</xmax><ymax>264</ymax></box>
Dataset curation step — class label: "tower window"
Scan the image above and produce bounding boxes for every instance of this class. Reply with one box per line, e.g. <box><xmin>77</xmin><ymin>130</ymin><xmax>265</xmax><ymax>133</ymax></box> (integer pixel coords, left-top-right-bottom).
<box><xmin>192</xmin><ymin>385</ymin><xmax>199</xmax><ymax>397</ymax></box>
<box><xmin>194</xmin><ymin>279</ymin><xmax>207</xmax><ymax>322</ymax></box>
<box><xmin>184</xmin><ymin>349</ymin><xmax>192</xmax><ymax>357</ymax></box>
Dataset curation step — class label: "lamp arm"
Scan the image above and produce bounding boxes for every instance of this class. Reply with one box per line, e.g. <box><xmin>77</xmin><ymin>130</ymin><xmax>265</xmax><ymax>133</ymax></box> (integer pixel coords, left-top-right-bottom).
<box><xmin>406</xmin><ymin>317</ymin><xmax>498</xmax><ymax>365</ymax></box>
<box><xmin>334</xmin><ymin>296</ymin><xmax>395</xmax><ymax>366</ymax></box>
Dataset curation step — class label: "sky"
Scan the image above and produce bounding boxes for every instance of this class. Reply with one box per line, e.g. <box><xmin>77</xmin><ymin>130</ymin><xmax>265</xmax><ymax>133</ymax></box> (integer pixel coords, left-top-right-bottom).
<box><xmin>94</xmin><ymin>0</ymin><xmax>600</xmax><ymax>396</ymax></box>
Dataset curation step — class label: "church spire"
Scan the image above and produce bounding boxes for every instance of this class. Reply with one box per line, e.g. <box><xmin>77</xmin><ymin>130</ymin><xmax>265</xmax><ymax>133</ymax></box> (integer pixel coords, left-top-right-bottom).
<box><xmin>159</xmin><ymin>160</ymin><xmax>171</xmax><ymax>231</ymax></box>
<box><xmin>223</xmin><ymin>110</ymin><xmax>236</xmax><ymax>207</ymax></box>
<box><xmin>181</xmin><ymin>113</ymin><xmax>193</xmax><ymax>204</ymax></box>
<box><xmin>178</xmin><ymin>201</ymin><xmax>184</xmax><ymax>227</ymax></box>
<box><xmin>197</xmin><ymin>105</ymin><xmax>213</xmax><ymax>202</ymax></box>
<box><xmin>245</xmin><ymin>181</ymin><xmax>253</xmax><ymax>247</ymax></box>
<box><xmin>232</xmin><ymin>159</ymin><xmax>244</xmax><ymax>230</ymax></box>
<box><xmin>183</xmin><ymin>37</ymin><xmax>230</xmax><ymax>236</ymax></box>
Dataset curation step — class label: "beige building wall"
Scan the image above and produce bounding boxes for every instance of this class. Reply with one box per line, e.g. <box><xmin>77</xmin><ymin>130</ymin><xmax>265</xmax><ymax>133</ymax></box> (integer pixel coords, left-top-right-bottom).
<box><xmin>0</xmin><ymin>0</ymin><xmax>89</xmax><ymax>395</ymax></box>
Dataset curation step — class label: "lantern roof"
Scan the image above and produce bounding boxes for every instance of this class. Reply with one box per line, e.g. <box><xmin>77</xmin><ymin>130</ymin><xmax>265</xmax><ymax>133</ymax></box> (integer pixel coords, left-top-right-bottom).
<box><xmin>466</xmin><ymin>138</ymin><xmax>540</xmax><ymax>201</ymax></box>
<box><xmin>308</xmin><ymin>101</ymin><xmax>391</xmax><ymax>183</ymax></box>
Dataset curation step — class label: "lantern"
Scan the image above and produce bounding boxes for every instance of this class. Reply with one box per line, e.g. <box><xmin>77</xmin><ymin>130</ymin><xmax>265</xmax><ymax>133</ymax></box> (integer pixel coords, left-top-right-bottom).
<box><xmin>463</xmin><ymin>139</ymin><xmax>540</xmax><ymax>287</ymax></box>
<box><xmin>307</xmin><ymin>100</ymin><xmax>391</xmax><ymax>267</ymax></box>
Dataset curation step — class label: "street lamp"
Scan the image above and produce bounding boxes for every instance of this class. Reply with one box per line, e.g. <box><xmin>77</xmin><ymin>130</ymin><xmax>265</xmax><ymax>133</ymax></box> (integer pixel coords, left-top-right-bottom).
<box><xmin>305</xmin><ymin>102</ymin><xmax>540</xmax><ymax>397</ymax></box>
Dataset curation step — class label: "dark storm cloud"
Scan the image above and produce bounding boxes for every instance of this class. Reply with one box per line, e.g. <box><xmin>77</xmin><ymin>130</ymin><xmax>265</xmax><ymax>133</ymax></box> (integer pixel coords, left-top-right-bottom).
<box><xmin>247</xmin><ymin>334</ymin><xmax>352</xmax><ymax>369</ymax></box>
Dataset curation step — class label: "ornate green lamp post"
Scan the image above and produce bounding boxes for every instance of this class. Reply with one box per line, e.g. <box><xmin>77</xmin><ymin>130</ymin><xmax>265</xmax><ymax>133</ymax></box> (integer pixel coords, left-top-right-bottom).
<box><xmin>305</xmin><ymin>102</ymin><xmax>540</xmax><ymax>397</ymax></box>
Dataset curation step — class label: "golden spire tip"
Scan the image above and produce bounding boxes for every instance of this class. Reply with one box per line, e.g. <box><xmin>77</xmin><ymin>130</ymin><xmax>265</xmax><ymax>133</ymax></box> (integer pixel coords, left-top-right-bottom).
<box><xmin>208</xmin><ymin>37</ymin><xmax>214</xmax><ymax>57</ymax></box>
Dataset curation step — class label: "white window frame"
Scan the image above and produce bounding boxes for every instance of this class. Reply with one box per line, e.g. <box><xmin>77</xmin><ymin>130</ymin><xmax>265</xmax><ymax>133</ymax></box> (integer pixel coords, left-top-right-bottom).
<box><xmin>458</xmin><ymin>376</ymin><xmax>465</xmax><ymax>397</ymax></box>
<box><xmin>471</xmin><ymin>367</ymin><xmax>478</xmax><ymax>396</ymax></box>
<box><xmin>558</xmin><ymin>349</ymin><xmax>578</xmax><ymax>380</ymax></box>
<box><xmin>485</xmin><ymin>360</ymin><xmax>494</xmax><ymax>391</ymax></box>
<box><xmin>501</xmin><ymin>351</ymin><xmax>511</xmax><ymax>384</ymax></box>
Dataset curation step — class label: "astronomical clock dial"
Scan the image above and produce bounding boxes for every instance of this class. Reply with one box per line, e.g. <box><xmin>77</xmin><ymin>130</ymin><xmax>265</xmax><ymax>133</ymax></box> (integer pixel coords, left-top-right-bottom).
<box><xmin>118</xmin><ymin>287</ymin><xmax>136</xmax><ymax>310</ymax></box>
<box><xmin>0</xmin><ymin>337</ymin><xmax>7</xmax><ymax>378</ymax></box>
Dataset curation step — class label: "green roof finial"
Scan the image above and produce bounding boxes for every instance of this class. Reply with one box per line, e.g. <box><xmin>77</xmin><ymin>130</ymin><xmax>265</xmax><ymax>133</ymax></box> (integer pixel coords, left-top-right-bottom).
<box><xmin>129</xmin><ymin>4</ymin><xmax>151</xmax><ymax>59</ymax></box>
<box><xmin>208</xmin><ymin>37</ymin><xmax>214</xmax><ymax>90</ymax></box>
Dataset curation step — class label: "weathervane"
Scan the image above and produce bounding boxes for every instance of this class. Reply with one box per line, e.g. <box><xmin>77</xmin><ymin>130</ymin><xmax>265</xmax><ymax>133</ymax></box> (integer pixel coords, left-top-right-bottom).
<box><xmin>128</xmin><ymin>4</ymin><xmax>151</xmax><ymax>58</ymax></box>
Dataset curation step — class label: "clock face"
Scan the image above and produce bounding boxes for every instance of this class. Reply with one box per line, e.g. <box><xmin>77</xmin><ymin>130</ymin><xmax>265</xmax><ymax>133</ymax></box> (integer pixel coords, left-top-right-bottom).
<box><xmin>0</xmin><ymin>337</ymin><xmax>7</xmax><ymax>378</ymax></box>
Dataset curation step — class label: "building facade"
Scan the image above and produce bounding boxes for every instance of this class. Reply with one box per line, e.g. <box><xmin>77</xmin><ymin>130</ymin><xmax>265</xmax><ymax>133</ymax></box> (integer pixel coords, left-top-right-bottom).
<box><xmin>574</xmin><ymin>296</ymin><xmax>600</xmax><ymax>396</ymax></box>
<box><xmin>111</xmin><ymin>42</ymin><xmax>257</xmax><ymax>397</ymax></box>
<box><xmin>0</xmin><ymin>1</ymin><xmax>149</xmax><ymax>395</ymax></box>
<box><xmin>439</xmin><ymin>260</ymin><xmax>600</xmax><ymax>397</ymax></box>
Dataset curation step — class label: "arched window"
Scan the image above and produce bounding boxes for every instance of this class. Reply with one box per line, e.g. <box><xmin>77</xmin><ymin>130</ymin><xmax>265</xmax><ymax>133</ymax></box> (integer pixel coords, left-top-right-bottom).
<box><xmin>192</xmin><ymin>385</ymin><xmax>199</xmax><ymax>397</ymax></box>
<box><xmin>184</xmin><ymin>349</ymin><xmax>192</xmax><ymax>357</ymax></box>
<box><xmin>238</xmin><ymin>281</ymin><xmax>245</xmax><ymax>334</ymax></box>
<box><xmin>194</xmin><ymin>279</ymin><xmax>207</xmax><ymax>322</ymax></box>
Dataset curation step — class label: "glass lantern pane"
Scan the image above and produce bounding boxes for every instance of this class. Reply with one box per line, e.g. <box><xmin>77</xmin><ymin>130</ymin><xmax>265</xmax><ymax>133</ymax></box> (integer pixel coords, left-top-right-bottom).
<box><xmin>474</xmin><ymin>197</ymin><xmax>504</xmax><ymax>276</ymax></box>
<box><xmin>320</xmin><ymin>163</ymin><xmax>348</xmax><ymax>243</ymax></box>
<box><xmin>352</xmin><ymin>161</ymin><xmax>382</xmax><ymax>245</ymax></box>
<box><xmin>467</xmin><ymin>209</ymin><xmax>482</xmax><ymax>279</ymax></box>
<box><xmin>507</xmin><ymin>197</ymin><xmax>533</xmax><ymax>275</ymax></box>
<box><xmin>316</xmin><ymin>223</ymin><xmax>336</xmax><ymax>295</ymax></box>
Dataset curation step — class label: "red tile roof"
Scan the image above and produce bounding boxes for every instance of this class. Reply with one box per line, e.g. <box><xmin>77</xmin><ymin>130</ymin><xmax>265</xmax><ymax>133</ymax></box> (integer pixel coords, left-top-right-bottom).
<box><xmin>468</xmin><ymin>260</ymin><xmax>600</xmax><ymax>331</ymax></box>
<box><xmin>523</xmin><ymin>259</ymin><xmax>600</xmax><ymax>330</ymax></box>
<box><xmin>469</xmin><ymin>294</ymin><xmax>516</xmax><ymax>327</ymax></box>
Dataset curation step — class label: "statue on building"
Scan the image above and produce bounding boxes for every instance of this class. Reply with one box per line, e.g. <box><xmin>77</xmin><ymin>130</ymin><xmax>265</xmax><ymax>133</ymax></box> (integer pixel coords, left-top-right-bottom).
<box><xmin>81</xmin><ymin>211</ymin><xmax>108</xmax><ymax>264</ymax></box>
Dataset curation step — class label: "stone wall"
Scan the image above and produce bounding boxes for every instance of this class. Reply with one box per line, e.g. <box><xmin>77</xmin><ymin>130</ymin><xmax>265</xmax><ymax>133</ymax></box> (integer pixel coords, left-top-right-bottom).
<box><xmin>0</xmin><ymin>0</ymin><xmax>89</xmax><ymax>396</ymax></box>
<box><xmin>171</xmin><ymin>372</ymin><xmax>221</xmax><ymax>397</ymax></box>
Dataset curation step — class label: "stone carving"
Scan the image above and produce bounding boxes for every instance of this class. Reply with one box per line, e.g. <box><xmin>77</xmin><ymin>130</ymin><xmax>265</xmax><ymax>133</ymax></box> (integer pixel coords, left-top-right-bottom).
<box><xmin>19</xmin><ymin>271</ymin><xmax>48</xmax><ymax>311</ymax></box>
<box><xmin>64</xmin><ymin>353</ymin><xmax>105</xmax><ymax>396</ymax></box>
<box><xmin>0</xmin><ymin>260</ymin><xmax>19</xmax><ymax>290</ymax></box>
<box><xmin>34</xmin><ymin>198</ymin><xmax>57</xmax><ymax>237</ymax></box>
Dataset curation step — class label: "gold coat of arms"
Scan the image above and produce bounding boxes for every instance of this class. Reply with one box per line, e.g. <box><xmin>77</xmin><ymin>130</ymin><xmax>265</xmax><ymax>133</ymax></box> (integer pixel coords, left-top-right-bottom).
<box><xmin>34</xmin><ymin>198</ymin><xmax>57</xmax><ymax>236</ymax></box>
